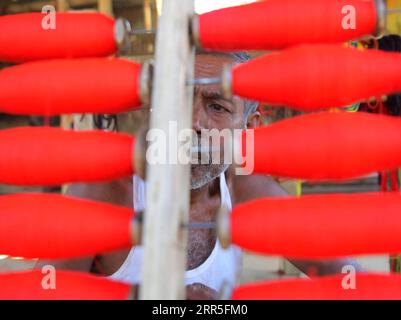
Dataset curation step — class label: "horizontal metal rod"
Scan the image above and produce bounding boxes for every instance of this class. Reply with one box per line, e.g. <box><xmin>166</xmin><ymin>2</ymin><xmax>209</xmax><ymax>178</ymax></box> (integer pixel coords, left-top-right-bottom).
<box><xmin>135</xmin><ymin>214</ymin><xmax>216</xmax><ymax>230</ymax></box>
<box><xmin>183</xmin><ymin>221</ymin><xmax>217</xmax><ymax>230</ymax></box>
<box><xmin>129</xmin><ymin>28</ymin><xmax>157</xmax><ymax>35</ymax></box>
<box><xmin>190</xmin><ymin>146</ymin><xmax>221</xmax><ymax>153</ymax></box>
<box><xmin>186</xmin><ymin>77</ymin><xmax>222</xmax><ymax>86</ymax></box>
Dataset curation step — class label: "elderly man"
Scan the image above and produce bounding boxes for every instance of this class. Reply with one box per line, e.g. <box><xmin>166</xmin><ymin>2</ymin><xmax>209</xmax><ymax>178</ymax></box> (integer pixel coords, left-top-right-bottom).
<box><xmin>35</xmin><ymin>52</ymin><xmax>362</xmax><ymax>299</ymax></box>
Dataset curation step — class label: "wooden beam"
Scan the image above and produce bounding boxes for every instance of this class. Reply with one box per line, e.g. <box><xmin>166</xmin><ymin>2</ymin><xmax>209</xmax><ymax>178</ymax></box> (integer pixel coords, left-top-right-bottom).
<box><xmin>97</xmin><ymin>0</ymin><xmax>113</xmax><ymax>16</ymax></box>
<box><xmin>72</xmin><ymin>0</ymin><xmax>113</xmax><ymax>131</ymax></box>
<box><xmin>68</xmin><ymin>0</ymin><xmax>97</xmax><ymax>8</ymax></box>
<box><xmin>5</xmin><ymin>1</ymin><xmax>56</xmax><ymax>13</ymax></box>
<box><xmin>57</xmin><ymin>0</ymin><xmax>73</xmax><ymax>196</ymax></box>
<box><xmin>56</xmin><ymin>0</ymin><xmax>70</xmax><ymax>11</ymax></box>
<box><xmin>143</xmin><ymin>0</ymin><xmax>152</xmax><ymax>30</ymax></box>
<box><xmin>140</xmin><ymin>0</ymin><xmax>195</xmax><ymax>299</ymax></box>
<box><xmin>4</xmin><ymin>0</ymin><xmax>100</xmax><ymax>13</ymax></box>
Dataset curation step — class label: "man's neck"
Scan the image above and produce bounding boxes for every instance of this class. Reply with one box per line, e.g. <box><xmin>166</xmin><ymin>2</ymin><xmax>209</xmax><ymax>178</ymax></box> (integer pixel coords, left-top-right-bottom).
<box><xmin>187</xmin><ymin>177</ymin><xmax>221</xmax><ymax>270</ymax></box>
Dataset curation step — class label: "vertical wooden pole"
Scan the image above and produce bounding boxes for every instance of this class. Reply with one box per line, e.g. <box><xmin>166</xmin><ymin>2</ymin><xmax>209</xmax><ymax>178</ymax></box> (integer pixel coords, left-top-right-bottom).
<box><xmin>56</xmin><ymin>0</ymin><xmax>69</xmax><ymax>12</ymax></box>
<box><xmin>140</xmin><ymin>0</ymin><xmax>195</xmax><ymax>299</ymax></box>
<box><xmin>98</xmin><ymin>0</ymin><xmax>113</xmax><ymax>16</ymax></box>
<box><xmin>57</xmin><ymin>0</ymin><xmax>71</xmax><ymax>131</ymax></box>
<box><xmin>58</xmin><ymin>0</ymin><xmax>71</xmax><ymax>196</ymax></box>
<box><xmin>58</xmin><ymin>0</ymin><xmax>70</xmax><ymax>131</ymax></box>
<box><xmin>143</xmin><ymin>0</ymin><xmax>152</xmax><ymax>30</ymax></box>
<box><xmin>72</xmin><ymin>0</ymin><xmax>113</xmax><ymax>132</ymax></box>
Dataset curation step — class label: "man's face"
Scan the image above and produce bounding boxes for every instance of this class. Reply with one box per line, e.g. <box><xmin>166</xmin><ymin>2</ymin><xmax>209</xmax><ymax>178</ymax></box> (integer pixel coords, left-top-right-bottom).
<box><xmin>190</xmin><ymin>54</ymin><xmax>246</xmax><ymax>189</ymax></box>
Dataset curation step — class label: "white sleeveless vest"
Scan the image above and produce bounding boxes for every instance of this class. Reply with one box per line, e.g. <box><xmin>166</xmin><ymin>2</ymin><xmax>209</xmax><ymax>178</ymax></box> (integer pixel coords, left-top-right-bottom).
<box><xmin>109</xmin><ymin>173</ymin><xmax>242</xmax><ymax>292</ymax></box>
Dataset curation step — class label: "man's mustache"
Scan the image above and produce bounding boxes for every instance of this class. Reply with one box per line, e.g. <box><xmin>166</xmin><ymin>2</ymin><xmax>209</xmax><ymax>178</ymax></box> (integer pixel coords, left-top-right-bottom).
<box><xmin>189</xmin><ymin>136</ymin><xmax>227</xmax><ymax>165</ymax></box>
<box><xmin>190</xmin><ymin>135</ymin><xmax>223</xmax><ymax>152</ymax></box>
<box><xmin>190</xmin><ymin>145</ymin><xmax>220</xmax><ymax>153</ymax></box>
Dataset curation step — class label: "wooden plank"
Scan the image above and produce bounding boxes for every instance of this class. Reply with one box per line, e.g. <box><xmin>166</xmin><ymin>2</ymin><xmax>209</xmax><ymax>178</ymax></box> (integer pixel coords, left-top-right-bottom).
<box><xmin>5</xmin><ymin>0</ymin><xmax>98</xmax><ymax>13</ymax></box>
<box><xmin>57</xmin><ymin>0</ymin><xmax>72</xmax><ymax>196</ymax></box>
<box><xmin>5</xmin><ymin>1</ymin><xmax>55</xmax><ymax>13</ymax></box>
<box><xmin>143</xmin><ymin>0</ymin><xmax>152</xmax><ymax>30</ymax></box>
<box><xmin>68</xmin><ymin>0</ymin><xmax>97</xmax><ymax>8</ymax></box>
<box><xmin>58</xmin><ymin>0</ymin><xmax>73</xmax><ymax>132</ymax></box>
<box><xmin>98</xmin><ymin>0</ymin><xmax>113</xmax><ymax>16</ymax></box>
<box><xmin>140</xmin><ymin>0</ymin><xmax>195</xmax><ymax>299</ymax></box>
<box><xmin>72</xmin><ymin>0</ymin><xmax>113</xmax><ymax>131</ymax></box>
<box><xmin>56</xmin><ymin>0</ymin><xmax>70</xmax><ymax>11</ymax></box>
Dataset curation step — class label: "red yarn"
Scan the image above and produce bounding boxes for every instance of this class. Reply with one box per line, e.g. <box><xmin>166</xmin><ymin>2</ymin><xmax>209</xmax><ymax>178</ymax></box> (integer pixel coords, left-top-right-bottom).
<box><xmin>0</xmin><ymin>127</ymin><xmax>134</xmax><ymax>186</ymax></box>
<box><xmin>0</xmin><ymin>58</ymin><xmax>142</xmax><ymax>115</ymax></box>
<box><xmin>198</xmin><ymin>0</ymin><xmax>377</xmax><ymax>50</ymax></box>
<box><xmin>0</xmin><ymin>270</ymin><xmax>130</xmax><ymax>300</ymax></box>
<box><xmin>233</xmin><ymin>45</ymin><xmax>401</xmax><ymax>110</ymax></box>
<box><xmin>232</xmin><ymin>273</ymin><xmax>401</xmax><ymax>300</ymax></box>
<box><xmin>231</xmin><ymin>193</ymin><xmax>401</xmax><ymax>258</ymax></box>
<box><xmin>247</xmin><ymin>112</ymin><xmax>401</xmax><ymax>180</ymax></box>
<box><xmin>0</xmin><ymin>193</ymin><xmax>133</xmax><ymax>259</ymax></box>
<box><xmin>0</xmin><ymin>13</ymin><xmax>116</xmax><ymax>62</ymax></box>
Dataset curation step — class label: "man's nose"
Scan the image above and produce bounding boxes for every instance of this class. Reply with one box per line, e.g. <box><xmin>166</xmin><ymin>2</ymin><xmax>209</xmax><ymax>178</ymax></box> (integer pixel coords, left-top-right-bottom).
<box><xmin>192</xmin><ymin>102</ymin><xmax>207</xmax><ymax>132</ymax></box>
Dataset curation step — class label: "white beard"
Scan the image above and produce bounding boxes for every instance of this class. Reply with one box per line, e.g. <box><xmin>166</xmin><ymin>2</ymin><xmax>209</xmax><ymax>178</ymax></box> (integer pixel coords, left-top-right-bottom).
<box><xmin>190</xmin><ymin>163</ymin><xmax>229</xmax><ymax>190</ymax></box>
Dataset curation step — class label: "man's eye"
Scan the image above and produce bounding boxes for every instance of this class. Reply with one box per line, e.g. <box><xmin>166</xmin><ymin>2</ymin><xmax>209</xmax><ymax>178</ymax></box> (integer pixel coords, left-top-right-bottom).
<box><xmin>208</xmin><ymin>103</ymin><xmax>227</xmax><ymax>113</ymax></box>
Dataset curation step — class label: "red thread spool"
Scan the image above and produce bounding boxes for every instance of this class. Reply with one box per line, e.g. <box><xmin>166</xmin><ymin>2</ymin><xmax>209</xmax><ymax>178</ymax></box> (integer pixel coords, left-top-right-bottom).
<box><xmin>246</xmin><ymin>112</ymin><xmax>401</xmax><ymax>180</ymax></box>
<box><xmin>0</xmin><ymin>58</ymin><xmax>142</xmax><ymax>116</ymax></box>
<box><xmin>0</xmin><ymin>13</ymin><xmax>116</xmax><ymax>63</ymax></box>
<box><xmin>232</xmin><ymin>274</ymin><xmax>401</xmax><ymax>300</ymax></box>
<box><xmin>231</xmin><ymin>193</ymin><xmax>401</xmax><ymax>258</ymax></box>
<box><xmin>231</xmin><ymin>44</ymin><xmax>401</xmax><ymax>110</ymax></box>
<box><xmin>0</xmin><ymin>270</ymin><xmax>131</xmax><ymax>300</ymax></box>
<box><xmin>196</xmin><ymin>0</ymin><xmax>382</xmax><ymax>51</ymax></box>
<box><xmin>0</xmin><ymin>127</ymin><xmax>134</xmax><ymax>186</ymax></box>
<box><xmin>0</xmin><ymin>193</ymin><xmax>133</xmax><ymax>259</ymax></box>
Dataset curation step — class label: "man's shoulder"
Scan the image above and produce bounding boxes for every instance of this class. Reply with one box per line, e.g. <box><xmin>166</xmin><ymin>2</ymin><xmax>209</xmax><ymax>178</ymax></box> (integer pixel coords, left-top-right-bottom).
<box><xmin>231</xmin><ymin>174</ymin><xmax>288</xmax><ymax>205</ymax></box>
<box><xmin>66</xmin><ymin>177</ymin><xmax>133</xmax><ymax>207</ymax></box>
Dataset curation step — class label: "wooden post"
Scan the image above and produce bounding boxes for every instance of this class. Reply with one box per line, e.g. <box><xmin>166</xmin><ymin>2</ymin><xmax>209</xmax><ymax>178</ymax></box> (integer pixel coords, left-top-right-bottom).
<box><xmin>58</xmin><ymin>0</ymin><xmax>72</xmax><ymax>130</ymax></box>
<box><xmin>58</xmin><ymin>0</ymin><xmax>72</xmax><ymax>196</ymax></box>
<box><xmin>71</xmin><ymin>0</ymin><xmax>113</xmax><ymax>131</ymax></box>
<box><xmin>56</xmin><ymin>0</ymin><xmax>70</xmax><ymax>12</ymax></box>
<box><xmin>140</xmin><ymin>0</ymin><xmax>195</xmax><ymax>299</ymax></box>
<box><xmin>98</xmin><ymin>0</ymin><xmax>113</xmax><ymax>16</ymax></box>
<box><xmin>143</xmin><ymin>0</ymin><xmax>152</xmax><ymax>30</ymax></box>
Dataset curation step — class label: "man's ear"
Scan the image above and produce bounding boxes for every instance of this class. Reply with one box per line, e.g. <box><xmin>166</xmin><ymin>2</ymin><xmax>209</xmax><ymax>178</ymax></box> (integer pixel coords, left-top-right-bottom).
<box><xmin>246</xmin><ymin>111</ymin><xmax>261</xmax><ymax>129</ymax></box>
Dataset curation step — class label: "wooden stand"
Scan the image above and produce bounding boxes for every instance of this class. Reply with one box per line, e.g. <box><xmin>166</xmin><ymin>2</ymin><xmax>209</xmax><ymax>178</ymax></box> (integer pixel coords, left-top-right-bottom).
<box><xmin>140</xmin><ymin>0</ymin><xmax>195</xmax><ymax>300</ymax></box>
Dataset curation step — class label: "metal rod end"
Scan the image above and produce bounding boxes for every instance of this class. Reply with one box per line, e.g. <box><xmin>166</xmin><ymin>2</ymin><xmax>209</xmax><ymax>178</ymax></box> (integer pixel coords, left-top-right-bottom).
<box><xmin>187</xmin><ymin>77</ymin><xmax>222</xmax><ymax>86</ymax></box>
<box><xmin>114</xmin><ymin>18</ymin><xmax>133</xmax><ymax>53</ymax></box>
<box><xmin>139</xmin><ymin>59</ymin><xmax>154</xmax><ymax>107</ymax></box>
<box><xmin>190</xmin><ymin>14</ymin><xmax>201</xmax><ymax>48</ymax></box>
<box><xmin>221</xmin><ymin>64</ymin><xmax>233</xmax><ymax>100</ymax></box>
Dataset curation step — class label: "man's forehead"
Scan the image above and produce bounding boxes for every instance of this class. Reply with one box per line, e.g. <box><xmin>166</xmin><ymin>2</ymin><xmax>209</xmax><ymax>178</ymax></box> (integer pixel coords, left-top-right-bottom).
<box><xmin>194</xmin><ymin>54</ymin><xmax>244</xmax><ymax>106</ymax></box>
<box><xmin>194</xmin><ymin>54</ymin><xmax>234</xmax><ymax>78</ymax></box>
<box><xmin>195</xmin><ymin>85</ymin><xmax>223</xmax><ymax>100</ymax></box>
